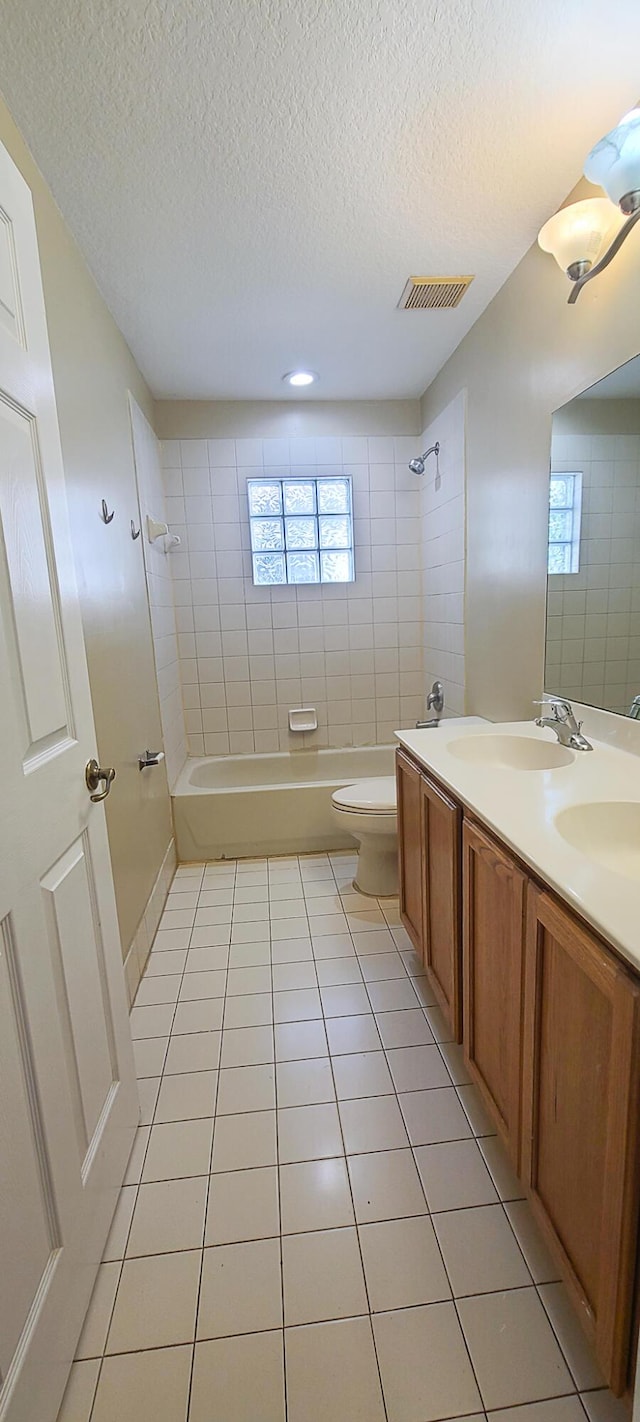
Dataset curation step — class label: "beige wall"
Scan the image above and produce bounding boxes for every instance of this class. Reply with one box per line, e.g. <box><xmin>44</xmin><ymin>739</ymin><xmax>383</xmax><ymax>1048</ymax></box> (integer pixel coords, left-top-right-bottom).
<box><xmin>420</xmin><ymin>179</ymin><xmax>640</xmax><ymax>723</ymax></box>
<box><xmin>154</xmin><ymin>399</ymin><xmax>421</xmax><ymax>440</ymax></box>
<box><xmin>0</xmin><ymin>96</ymin><xmax>173</xmax><ymax>958</ymax></box>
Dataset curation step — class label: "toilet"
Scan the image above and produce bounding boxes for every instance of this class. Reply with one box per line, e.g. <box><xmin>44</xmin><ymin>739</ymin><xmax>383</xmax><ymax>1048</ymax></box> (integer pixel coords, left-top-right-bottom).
<box><xmin>331</xmin><ymin>776</ymin><xmax>398</xmax><ymax>897</ymax></box>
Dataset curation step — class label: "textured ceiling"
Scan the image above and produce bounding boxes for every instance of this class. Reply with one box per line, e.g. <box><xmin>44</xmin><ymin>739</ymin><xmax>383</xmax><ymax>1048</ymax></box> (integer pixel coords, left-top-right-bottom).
<box><xmin>1</xmin><ymin>0</ymin><xmax>639</xmax><ymax>400</ymax></box>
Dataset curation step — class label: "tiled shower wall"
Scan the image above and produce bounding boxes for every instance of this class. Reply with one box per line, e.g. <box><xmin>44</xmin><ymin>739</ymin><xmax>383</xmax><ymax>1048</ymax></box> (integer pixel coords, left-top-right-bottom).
<box><xmin>546</xmin><ymin>401</ymin><xmax>640</xmax><ymax>716</ymax></box>
<box><xmin>161</xmin><ymin>435</ymin><xmax>426</xmax><ymax>755</ymax></box>
<box><xmin>420</xmin><ymin>392</ymin><xmax>466</xmax><ymax>717</ymax></box>
<box><xmin>130</xmin><ymin>398</ymin><xmax>187</xmax><ymax>786</ymax></box>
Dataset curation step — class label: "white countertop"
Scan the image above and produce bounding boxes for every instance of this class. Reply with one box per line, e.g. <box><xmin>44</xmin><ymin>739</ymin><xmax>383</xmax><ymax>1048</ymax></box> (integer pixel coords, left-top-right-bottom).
<box><xmin>395</xmin><ymin>720</ymin><xmax>640</xmax><ymax>975</ymax></box>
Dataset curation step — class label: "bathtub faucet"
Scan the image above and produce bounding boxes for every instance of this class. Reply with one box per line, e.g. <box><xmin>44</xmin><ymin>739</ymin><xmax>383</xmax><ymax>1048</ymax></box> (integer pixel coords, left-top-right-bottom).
<box><xmin>416</xmin><ymin>680</ymin><xmax>444</xmax><ymax>729</ymax></box>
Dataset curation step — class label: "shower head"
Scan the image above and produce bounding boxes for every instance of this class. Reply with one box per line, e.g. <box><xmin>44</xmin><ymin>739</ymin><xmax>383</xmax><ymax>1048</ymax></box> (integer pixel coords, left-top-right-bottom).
<box><xmin>408</xmin><ymin>441</ymin><xmax>440</xmax><ymax>476</ymax></box>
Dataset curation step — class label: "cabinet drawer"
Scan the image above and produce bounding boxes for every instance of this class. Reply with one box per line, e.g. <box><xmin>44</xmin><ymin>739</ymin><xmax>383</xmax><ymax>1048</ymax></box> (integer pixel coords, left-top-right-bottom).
<box><xmin>396</xmin><ymin>750</ymin><xmax>424</xmax><ymax>956</ymax></box>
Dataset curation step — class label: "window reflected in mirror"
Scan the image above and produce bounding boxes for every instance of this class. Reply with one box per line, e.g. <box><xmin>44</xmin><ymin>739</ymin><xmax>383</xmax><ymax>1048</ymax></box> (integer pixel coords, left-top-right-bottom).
<box><xmin>545</xmin><ymin>353</ymin><xmax>640</xmax><ymax>718</ymax></box>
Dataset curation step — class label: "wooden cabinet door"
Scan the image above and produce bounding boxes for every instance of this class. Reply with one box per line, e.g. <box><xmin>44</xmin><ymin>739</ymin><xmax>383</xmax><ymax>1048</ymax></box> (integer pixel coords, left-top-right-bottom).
<box><xmin>523</xmin><ymin>888</ymin><xmax>640</xmax><ymax>1394</ymax></box>
<box><xmin>421</xmin><ymin>775</ymin><xmax>462</xmax><ymax>1042</ymax></box>
<box><xmin>396</xmin><ymin>750</ymin><xmax>424</xmax><ymax>956</ymax></box>
<box><xmin>463</xmin><ymin>818</ymin><xmax>526</xmax><ymax>1167</ymax></box>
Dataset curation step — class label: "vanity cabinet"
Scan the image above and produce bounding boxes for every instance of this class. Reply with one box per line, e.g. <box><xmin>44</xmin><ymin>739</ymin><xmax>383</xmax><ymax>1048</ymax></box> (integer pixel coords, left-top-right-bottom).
<box><xmin>462</xmin><ymin>819</ymin><xmax>526</xmax><ymax>1168</ymax></box>
<box><xmin>396</xmin><ymin>750</ymin><xmax>425</xmax><ymax>956</ymax></box>
<box><xmin>395</xmin><ymin>744</ymin><xmax>640</xmax><ymax>1395</ymax></box>
<box><xmin>396</xmin><ymin>750</ymin><xmax>462</xmax><ymax>1040</ymax></box>
<box><xmin>421</xmin><ymin>775</ymin><xmax>462</xmax><ymax>1041</ymax></box>
<box><xmin>522</xmin><ymin>887</ymin><xmax>640</xmax><ymax>1393</ymax></box>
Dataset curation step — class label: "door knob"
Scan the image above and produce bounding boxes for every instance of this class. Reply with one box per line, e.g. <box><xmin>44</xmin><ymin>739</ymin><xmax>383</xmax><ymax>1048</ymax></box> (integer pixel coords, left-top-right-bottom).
<box><xmin>85</xmin><ymin>758</ymin><xmax>116</xmax><ymax>802</ymax></box>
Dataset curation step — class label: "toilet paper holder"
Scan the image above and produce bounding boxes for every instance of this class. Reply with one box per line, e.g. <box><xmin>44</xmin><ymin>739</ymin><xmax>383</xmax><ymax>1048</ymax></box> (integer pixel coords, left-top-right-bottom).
<box><xmin>139</xmin><ymin>749</ymin><xmax>165</xmax><ymax>770</ymax></box>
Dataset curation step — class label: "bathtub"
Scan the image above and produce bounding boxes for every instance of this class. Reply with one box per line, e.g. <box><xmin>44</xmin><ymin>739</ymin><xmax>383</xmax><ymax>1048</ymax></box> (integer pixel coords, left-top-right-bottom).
<box><xmin>172</xmin><ymin>745</ymin><xmax>396</xmax><ymax>861</ymax></box>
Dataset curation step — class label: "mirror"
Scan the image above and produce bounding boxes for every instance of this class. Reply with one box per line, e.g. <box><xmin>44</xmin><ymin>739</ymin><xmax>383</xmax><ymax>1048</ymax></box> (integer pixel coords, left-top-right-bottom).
<box><xmin>545</xmin><ymin>354</ymin><xmax>640</xmax><ymax>720</ymax></box>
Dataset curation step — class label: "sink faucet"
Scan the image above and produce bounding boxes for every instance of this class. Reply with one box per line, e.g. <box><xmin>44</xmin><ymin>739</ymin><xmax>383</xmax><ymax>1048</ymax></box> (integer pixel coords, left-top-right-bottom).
<box><xmin>416</xmin><ymin>680</ymin><xmax>444</xmax><ymax>729</ymax></box>
<box><xmin>534</xmin><ymin>699</ymin><xmax>593</xmax><ymax>751</ymax></box>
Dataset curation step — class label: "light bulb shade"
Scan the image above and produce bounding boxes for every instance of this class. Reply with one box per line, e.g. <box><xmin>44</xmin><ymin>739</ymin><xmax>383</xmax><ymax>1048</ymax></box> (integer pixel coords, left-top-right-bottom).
<box><xmin>584</xmin><ymin>108</ymin><xmax>640</xmax><ymax>211</ymax></box>
<box><xmin>537</xmin><ymin>198</ymin><xmax>622</xmax><ymax>276</ymax></box>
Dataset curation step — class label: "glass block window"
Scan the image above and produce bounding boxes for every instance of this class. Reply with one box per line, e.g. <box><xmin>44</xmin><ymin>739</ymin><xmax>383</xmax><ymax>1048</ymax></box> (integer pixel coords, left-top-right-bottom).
<box><xmin>248</xmin><ymin>477</ymin><xmax>354</xmax><ymax>585</ymax></box>
<box><xmin>548</xmin><ymin>472</ymin><xmax>582</xmax><ymax>575</ymax></box>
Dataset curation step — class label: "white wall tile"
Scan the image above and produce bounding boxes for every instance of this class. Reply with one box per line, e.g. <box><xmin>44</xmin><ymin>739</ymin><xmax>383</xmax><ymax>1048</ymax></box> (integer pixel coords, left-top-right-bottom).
<box><xmin>159</xmin><ymin>428</ymin><xmax>468</xmax><ymax>753</ymax></box>
<box><xmin>180</xmin><ymin>438</ymin><xmax>208</xmax><ymax>467</ymax></box>
<box><xmin>132</xmin><ymin>406</ymin><xmax>187</xmax><ymax>785</ymax></box>
<box><xmin>208</xmin><ymin>438</ymin><xmax>236</xmax><ymax>466</ymax></box>
<box><xmin>420</xmin><ymin>392</ymin><xmax>467</xmax><ymax>716</ymax></box>
<box><xmin>263</xmin><ymin>437</ymin><xmax>290</xmax><ymax>465</ymax></box>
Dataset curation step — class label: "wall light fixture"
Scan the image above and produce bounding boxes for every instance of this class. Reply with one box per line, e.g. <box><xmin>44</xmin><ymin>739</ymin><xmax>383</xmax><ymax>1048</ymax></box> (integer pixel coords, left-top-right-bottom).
<box><xmin>538</xmin><ymin>108</ymin><xmax>640</xmax><ymax>303</ymax></box>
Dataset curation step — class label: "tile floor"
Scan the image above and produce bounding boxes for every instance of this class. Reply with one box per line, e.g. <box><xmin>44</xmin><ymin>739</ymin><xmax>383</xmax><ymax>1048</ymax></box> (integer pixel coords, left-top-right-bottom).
<box><xmin>58</xmin><ymin>852</ymin><xmax>626</xmax><ymax>1422</ymax></box>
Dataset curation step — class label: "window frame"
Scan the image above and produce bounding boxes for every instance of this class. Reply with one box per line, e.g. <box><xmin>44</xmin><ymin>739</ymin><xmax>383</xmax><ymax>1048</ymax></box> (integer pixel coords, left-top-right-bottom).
<box><xmin>247</xmin><ymin>475</ymin><xmax>355</xmax><ymax>587</ymax></box>
<box><xmin>547</xmin><ymin>471</ymin><xmax>583</xmax><ymax>576</ymax></box>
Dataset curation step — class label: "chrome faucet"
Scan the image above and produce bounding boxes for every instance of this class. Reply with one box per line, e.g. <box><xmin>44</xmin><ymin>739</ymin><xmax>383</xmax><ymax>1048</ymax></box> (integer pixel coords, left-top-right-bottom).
<box><xmin>534</xmin><ymin>699</ymin><xmax>593</xmax><ymax>751</ymax></box>
<box><xmin>416</xmin><ymin>680</ymin><xmax>444</xmax><ymax>729</ymax></box>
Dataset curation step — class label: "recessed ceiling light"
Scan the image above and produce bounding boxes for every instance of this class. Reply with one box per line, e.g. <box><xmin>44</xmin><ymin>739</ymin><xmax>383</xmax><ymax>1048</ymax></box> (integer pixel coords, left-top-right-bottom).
<box><xmin>282</xmin><ymin>370</ymin><xmax>317</xmax><ymax>387</ymax></box>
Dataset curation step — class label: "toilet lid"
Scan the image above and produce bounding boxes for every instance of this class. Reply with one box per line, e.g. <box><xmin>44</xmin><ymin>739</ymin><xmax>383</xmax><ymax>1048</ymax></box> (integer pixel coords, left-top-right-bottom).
<box><xmin>332</xmin><ymin>776</ymin><xmax>397</xmax><ymax>813</ymax></box>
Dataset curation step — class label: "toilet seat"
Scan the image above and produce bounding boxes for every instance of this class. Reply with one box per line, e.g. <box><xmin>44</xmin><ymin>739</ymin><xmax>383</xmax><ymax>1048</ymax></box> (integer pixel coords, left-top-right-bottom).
<box><xmin>332</xmin><ymin>776</ymin><xmax>397</xmax><ymax>815</ymax></box>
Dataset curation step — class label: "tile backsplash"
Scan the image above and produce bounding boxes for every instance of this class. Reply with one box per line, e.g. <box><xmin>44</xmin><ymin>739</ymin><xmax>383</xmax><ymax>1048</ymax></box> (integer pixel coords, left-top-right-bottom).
<box><xmin>161</xmin><ymin>435</ymin><xmax>429</xmax><ymax>754</ymax></box>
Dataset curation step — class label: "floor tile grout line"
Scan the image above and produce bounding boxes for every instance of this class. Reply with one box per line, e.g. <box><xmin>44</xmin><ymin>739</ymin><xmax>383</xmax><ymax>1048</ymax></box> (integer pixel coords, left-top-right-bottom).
<box><xmin>269</xmin><ymin>916</ymin><xmax>289</xmax><ymax>1422</ymax></box>
<box><xmin>534</xmin><ymin>1274</ymin><xmax>598</xmax><ymax>1395</ymax></box>
<box><xmin>321</xmin><ymin>944</ymin><xmax>392</xmax><ymax>1422</ymax></box>
<box><xmin>105</xmin><ymin>854</ymin><xmax>598</xmax><ymax>1420</ymax></box>
<box><xmin>418</xmin><ymin>1137</ymin><xmax>529</xmax><ymax>1417</ymax></box>
<box><xmin>317</xmin><ymin>897</ymin><xmax>552</xmax><ymax>1417</ymax></box>
<box><xmin>313</xmin><ymin>880</ymin><xmax>588</xmax><ymax>1408</ymax></box>
<box><xmin>183</xmin><ymin>857</ymin><xmax>238</xmax><ymax>1422</ymax></box>
<box><xmin>80</xmin><ymin>1311</ymin><xmax>607</xmax><ymax>1401</ymax></box>
<box><xmin>107</xmin><ymin>1152</ymin><xmax>546</xmax><ymax>1202</ymax></box>
<box><xmin>85</xmin><ymin>1206</ymin><xmax>564</xmax><ymax>1254</ymax></box>
<box><xmin>87</xmin><ymin>860</ymin><xmax>214</xmax><ymax>1420</ymax></box>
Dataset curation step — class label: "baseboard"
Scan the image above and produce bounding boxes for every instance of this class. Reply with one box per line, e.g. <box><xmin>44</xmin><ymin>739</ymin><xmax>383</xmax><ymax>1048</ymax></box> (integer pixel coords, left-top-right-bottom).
<box><xmin>123</xmin><ymin>837</ymin><xmax>177</xmax><ymax>1006</ymax></box>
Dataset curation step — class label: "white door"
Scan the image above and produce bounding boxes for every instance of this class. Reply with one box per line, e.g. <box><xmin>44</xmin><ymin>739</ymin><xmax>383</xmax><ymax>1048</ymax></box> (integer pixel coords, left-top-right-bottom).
<box><xmin>0</xmin><ymin>144</ymin><xmax>138</xmax><ymax>1422</ymax></box>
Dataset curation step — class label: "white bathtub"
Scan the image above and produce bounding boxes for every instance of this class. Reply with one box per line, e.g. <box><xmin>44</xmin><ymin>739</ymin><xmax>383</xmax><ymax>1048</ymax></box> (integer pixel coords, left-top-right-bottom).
<box><xmin>172</xmin><ymin>745</ymin><xmax>397</xmax><ymax>861</ymax></box>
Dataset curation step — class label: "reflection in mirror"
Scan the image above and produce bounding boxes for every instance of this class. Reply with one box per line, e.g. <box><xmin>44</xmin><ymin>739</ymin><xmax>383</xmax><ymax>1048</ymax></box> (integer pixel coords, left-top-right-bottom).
<box><xmin>545</xmin><ymin>354</ymin><xmax>640</xmax><ymax>719</ymax></box>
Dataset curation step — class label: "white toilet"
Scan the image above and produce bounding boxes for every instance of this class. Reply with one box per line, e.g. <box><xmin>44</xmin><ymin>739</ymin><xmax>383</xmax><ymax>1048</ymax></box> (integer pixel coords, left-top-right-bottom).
<box><xmin>331</xmin><ymin>776</ymin><xmax>398</xmax><ymax>897</ymax></box>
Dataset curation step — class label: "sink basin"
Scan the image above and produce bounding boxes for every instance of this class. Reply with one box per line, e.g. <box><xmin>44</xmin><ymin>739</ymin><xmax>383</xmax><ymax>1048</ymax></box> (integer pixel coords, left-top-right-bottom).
<box><xmin>448</xmin><ymin>734</ymin><xmax>575</xmax><ymax>771</ymax></box>
<box><xmin>554</xmin><ymin>802</ymin><xmax>640</xmax><ymax>881</ymax></box>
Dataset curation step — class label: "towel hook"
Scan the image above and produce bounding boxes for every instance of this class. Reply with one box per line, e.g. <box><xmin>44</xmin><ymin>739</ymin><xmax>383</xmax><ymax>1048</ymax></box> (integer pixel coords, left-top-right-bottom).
<box><xmin>100</xmin><ymin>499</ymin><xmax>115</xmax><ymax>524</ymax></box>
<box><xmin>131</xmin><ymin>519</ymin><xmax>141</xmax><ymax>540</ymax></box>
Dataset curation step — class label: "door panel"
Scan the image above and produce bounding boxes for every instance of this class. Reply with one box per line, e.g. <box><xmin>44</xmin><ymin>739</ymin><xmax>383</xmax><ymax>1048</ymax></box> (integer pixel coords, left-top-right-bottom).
<box><xmin>396</xmin><ymin>750</ymin><xmax>424</xmax><ymax>956</ymax></box>
<box><xmin>463</xmin><ymin>818</ymin><xmax>526</xmax><ymax>1166</ymax></box>
<box><xmin>421</xmin><ymin>775</ymin><xmax>462</xmax><ymax>1041</ymax></box>
<box><xmin>41</xmin><ymin>837</ymin><xmax>116</xmax><ymax>1158</ymax></box>
<box><xmin>0</xmin><ymin>204</ymin><xmax>23</xmax><ymax>344</ymax></box>
<box><xmin>0</xmin><ymin>139</ymin><xmax>138</xmax><ymax>1422</ymax></box>
<box><xmin>0</xmin><ymin>914</ymin><xmax>60</xmax><ymax>1380</ymax></box>
<box><xmin>523</xmin><ymin>888</ymin><xmax>640</xmax><ymax>1394</ymax></box>
<box><xmin>0</xmin><ymin>400</ymin><xmax>68</xmax><ymax>754</ymax></box>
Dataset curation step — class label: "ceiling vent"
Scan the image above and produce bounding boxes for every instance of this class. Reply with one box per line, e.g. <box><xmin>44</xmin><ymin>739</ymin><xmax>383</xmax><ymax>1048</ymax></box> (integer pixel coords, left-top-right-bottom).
<box><xmin>398</xmin><ymin>275</ymin><xmax>474</xmax><ymax>310</ymax></box>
